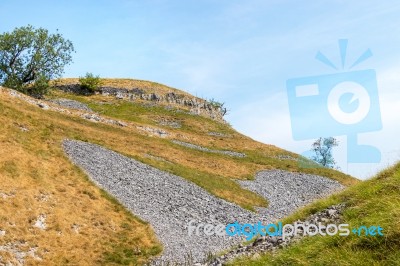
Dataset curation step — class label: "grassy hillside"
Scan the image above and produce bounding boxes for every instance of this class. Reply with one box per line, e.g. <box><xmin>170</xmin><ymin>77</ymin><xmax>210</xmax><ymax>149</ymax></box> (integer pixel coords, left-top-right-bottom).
<box><xmin>0</xmin><ymin>91</ymin><xmax>163</xmax><ymax>265</ymax></box>
<box><xmin>0</xmin><ymin>79</ymin><xmax>358</xmax><ymax>264</ymax></box>
<box><xmin>231</xmin><ymin>162</ymin><xmax>400</xmax><ymax>265</ymax></box>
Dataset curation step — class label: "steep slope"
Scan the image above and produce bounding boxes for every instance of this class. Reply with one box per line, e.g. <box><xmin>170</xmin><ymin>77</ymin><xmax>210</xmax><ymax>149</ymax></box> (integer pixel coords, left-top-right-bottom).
<box><xmin>231</xmin><ymin>162</ymin><xmax>400</xmax><ymax>265</ymax></box>
<box><xmin>0</xmin><ymin>79</ymin><xmax>358</xmax><ymax>265</ymax></box>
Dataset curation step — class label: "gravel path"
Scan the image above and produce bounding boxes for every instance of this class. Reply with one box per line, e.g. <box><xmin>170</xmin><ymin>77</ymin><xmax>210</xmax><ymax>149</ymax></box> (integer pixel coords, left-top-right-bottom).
<box><xmin>62</xmin><ymin>140</ymin><xmax>344</xmax><ymax>263</ymax></box>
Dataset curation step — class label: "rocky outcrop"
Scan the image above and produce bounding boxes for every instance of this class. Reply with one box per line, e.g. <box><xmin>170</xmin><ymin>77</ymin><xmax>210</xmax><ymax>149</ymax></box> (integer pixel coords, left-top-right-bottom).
<box><xmin>137</xmin><ymin>126</ymin><xmax>169</xmax><ymax>138</ymax></box>
<box><xmin>55</xmin><ymin>84</ymin><xmax>226</xmax><ymax>123</ymax></box>
<box><xmin>0</xmin><ymin>241</ymin><xmax>42</xmax><ymax>265</ymax></box>
<box><xmin>207</xmin><ymin>132</ymin><xmax>230</xmax><ymax>138</ymax></box>
<box><xmin>49</xmin><ymin>98</ymin><xmax>92</xmax><ymax>111</ymax></box>
<box><xmin>5</xmin><ymin>88</ymin><xmax>130</xmax><ymax>129</ymax></box>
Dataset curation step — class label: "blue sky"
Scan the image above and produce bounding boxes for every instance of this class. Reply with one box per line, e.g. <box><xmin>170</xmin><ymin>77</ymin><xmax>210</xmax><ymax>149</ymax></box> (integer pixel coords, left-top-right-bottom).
<box><xmin>1</xmin><ymin>0</ymin><xmax>399</xmax><ymax>179</ymax></box>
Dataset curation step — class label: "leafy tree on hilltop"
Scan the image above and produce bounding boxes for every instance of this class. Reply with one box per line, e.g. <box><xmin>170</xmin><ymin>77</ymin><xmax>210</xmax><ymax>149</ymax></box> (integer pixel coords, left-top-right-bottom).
<box><xmin>0</xmin><ymin>25</ymin><xmax>74</xmax><ymax>96</ymax></box>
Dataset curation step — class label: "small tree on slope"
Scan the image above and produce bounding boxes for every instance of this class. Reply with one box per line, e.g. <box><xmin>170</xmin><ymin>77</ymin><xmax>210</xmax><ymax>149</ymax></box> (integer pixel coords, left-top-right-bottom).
<box><xmin>311</xmin><ymin>137</ymin><xmax>339</xmax><ymax>168</ymax></box>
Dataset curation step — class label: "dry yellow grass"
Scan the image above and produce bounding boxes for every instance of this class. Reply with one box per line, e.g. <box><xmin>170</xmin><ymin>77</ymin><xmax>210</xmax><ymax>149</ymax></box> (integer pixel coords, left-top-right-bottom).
<box><xmin>0</xmin><ymin>95</ymin><xmax>161</xmax><ymax>265</ymax></box>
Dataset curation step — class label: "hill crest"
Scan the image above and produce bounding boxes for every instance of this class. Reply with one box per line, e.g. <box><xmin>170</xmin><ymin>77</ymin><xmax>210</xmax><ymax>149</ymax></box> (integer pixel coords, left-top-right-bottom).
<box><xmin>53</xmin><ymin>78</ymin><xmax>227</xmax><ymax>123</ymax></box>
